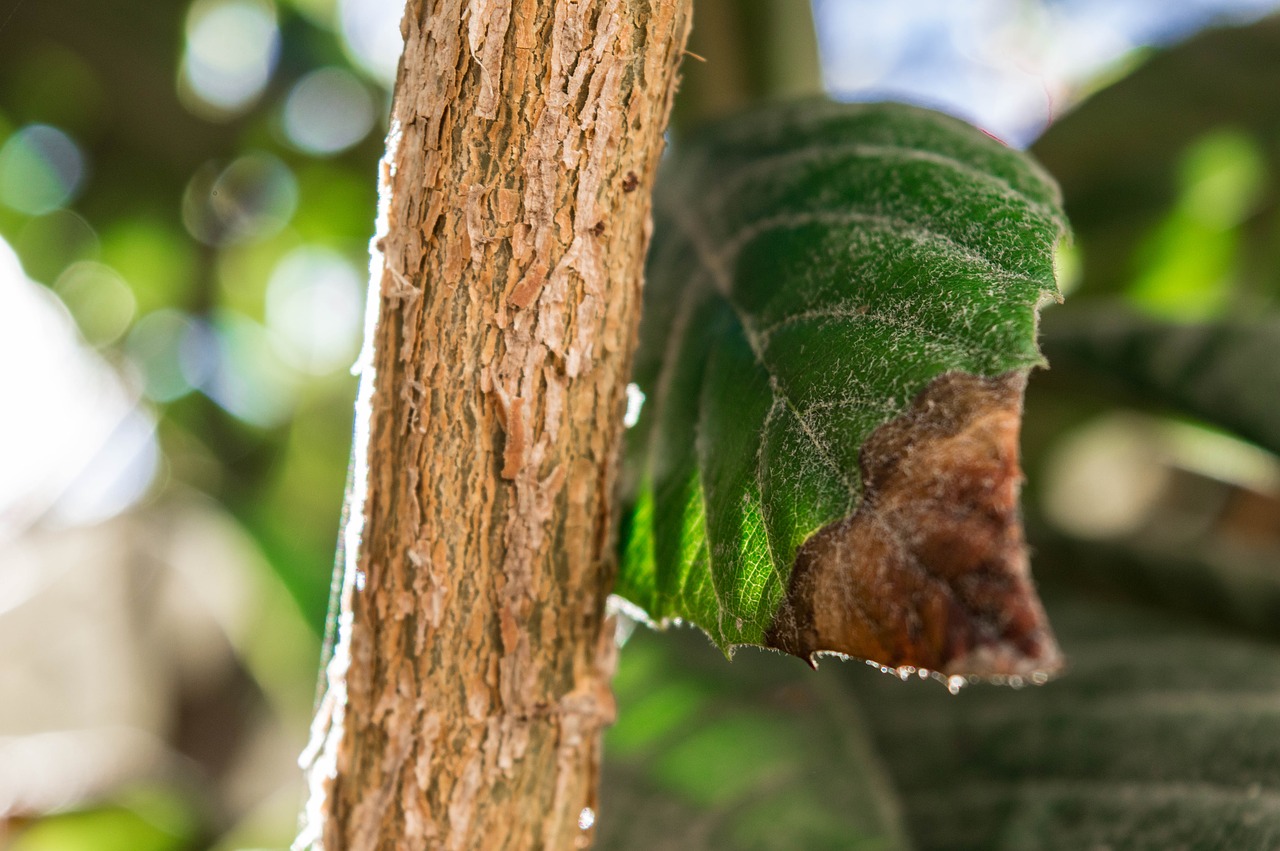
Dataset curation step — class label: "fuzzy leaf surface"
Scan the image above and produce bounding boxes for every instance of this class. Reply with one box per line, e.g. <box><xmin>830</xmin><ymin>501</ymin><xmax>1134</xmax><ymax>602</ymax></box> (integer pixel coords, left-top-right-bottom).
<box><xmin>618</xmin><ymin>101</ymin><xmax>1069</xmax><ymax>674</ymax></box>
<box><xmin>853</xmin><ymin>584</ymin><xmax>1280</xmax><ymax>850</ymax></box>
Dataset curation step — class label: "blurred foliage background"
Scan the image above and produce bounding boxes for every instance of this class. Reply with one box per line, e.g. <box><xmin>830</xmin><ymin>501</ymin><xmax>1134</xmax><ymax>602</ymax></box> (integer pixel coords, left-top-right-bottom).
<box><xmin>3</xmin><ymin>1</ymin><xmax>1280</xmax><ymax>849</ymax></box>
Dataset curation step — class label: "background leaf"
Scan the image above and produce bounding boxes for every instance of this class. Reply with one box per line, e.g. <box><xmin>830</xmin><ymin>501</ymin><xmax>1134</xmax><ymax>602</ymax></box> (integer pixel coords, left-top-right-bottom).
<box><xmin>618</xmin><ymin>100</ymin><xmax>1067</xmax><ymax>673</ymax></box>
<box><xmin>1032</xmin><ymin>15</ymin><xmax>1280</xmax><ymax>315</ymax></box>
<box><xmin>1042</xmin><ymin>308</ymin><xmax>1280</xmax><ymax>456</ymax></box>
<box><xmin>1031</xmin><ymin>526</ymin><xmax>1280</xmax><ymax>646</ymax></box>
<box><xmin>1021</xmin><ymin>14</ymin><xmax>1280</xmax><ymax>674</ymax></box>
<box><xmin>1018</xmin><ymin>13</ymin><xmax>1280</xmax><ymax>681</ymax></box>
<box><xmin>599</xmin><ymin>627</ymin><xmax>909</xmax><ymax>851</ymax></box>
<box><xmin>851</xmin><ymin>580</ymin><xmax>1280</xmax><ymax>850</ymax></box>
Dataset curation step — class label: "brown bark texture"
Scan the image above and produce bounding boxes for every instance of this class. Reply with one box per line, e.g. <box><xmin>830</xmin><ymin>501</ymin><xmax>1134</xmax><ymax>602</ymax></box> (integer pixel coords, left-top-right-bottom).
<box><xmin>298</xmin><ymin>1</ymin><xmax>692</xmax><ymax>849</ymax></box>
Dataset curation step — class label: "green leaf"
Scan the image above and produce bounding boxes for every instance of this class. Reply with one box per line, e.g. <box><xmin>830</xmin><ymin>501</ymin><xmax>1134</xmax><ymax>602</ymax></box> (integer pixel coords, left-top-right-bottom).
<box><xmin>598</xmin><ymin>627</ymin><xmax>910</xmax><ymax>850</ymax></box>
<box><xmin>1030</xmin><ymin>526</ymin><xmax>1280</xmax><ymax>646</ymax></box>
<box><xmin>852</xmin><ymin>584</ymin><xmax>1280</xmax><ymax>850</ymax></box>
<box><xmin>618</xmin><ymin>100</ymin><xmax>1069</xmax><ymax>676</ymax></box>
<box><xmin>1031</xmin><ymin>15</ymin><xmax>1280</xmax><ymax>309</ymax></box>
<box><xmin>1042</xmin><ymin>307</ymin><xmax>1280</xmax><ymax>457</ymax></box>
<box><xmin>9</xmin><ymin>789</ymin><xmax>200</xmax><ymax>851</ymax></box>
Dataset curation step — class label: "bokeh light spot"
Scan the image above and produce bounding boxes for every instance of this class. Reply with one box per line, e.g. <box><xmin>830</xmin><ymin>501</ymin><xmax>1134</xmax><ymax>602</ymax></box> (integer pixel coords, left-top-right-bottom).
<box><xmin>1127</xmin><ymin>131</ymin><xmax>1265</xmax><ymax>319</ymax></box>
<box><xmin>205</xmin><ymin>311</ymin><xmax>298</xmax><ymax>427</ymax></box>
<box><xmin>1178</xmin><ymin>129</ymin><xmax>1265</xmax><ymax>229</ymax></box>
<box><xmin>126</xmin><ymin>310</ymin><xmax>202</xmax><ymax>402</ymax></box>
<box><xmin>0</xmin><ymin>125</ymin><xmax>86</xmax><ymax>215</ymax></box>
<box><xmin>283</xmin><ymin>67</ymin><xmax>376</xmax><ymax>155</ymax></box>
<box><xmin>1042</xmin><ymin>414</ymin><xmax>1171</xmax><ymax>540</ymax></box>
<box><xmin>339</xmin><ymin>0</ymin><xmax>404</xmax><ymax>86</ymax></box>
<box><xmin>54</xmin><ymin>262</ymin><xmax>137</xmax><ymax>348</ymax></box>
<box><xmin>180</xmin><ymin>0</ymin><xmax>280</xmax><ymax>117</ymax></box>
<box><xmin>183</xmin><ymin>154</ymin><xmax>298</xmax><ymax>245</ymax></box>
<box><xmin>266</xmin><ymin>246</ymin><xmax>365</xmax><ymax>375</ymax></box>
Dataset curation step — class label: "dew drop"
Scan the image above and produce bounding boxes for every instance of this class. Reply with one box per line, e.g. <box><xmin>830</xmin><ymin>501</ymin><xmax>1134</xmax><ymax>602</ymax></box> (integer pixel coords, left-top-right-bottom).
<box><xmin>947</xmin><ymin>675</ymin><xmax>966</xmax><ymax>695</ymax></box>
<box><xmin>623</xmin><ymin>383</ymin><xmax>646</xmax><ymax>428</ymax></box>
<box><xmin>578</xmin><ymin>807</ymin><xmax>595</xmax><ymax>831</ymax></box>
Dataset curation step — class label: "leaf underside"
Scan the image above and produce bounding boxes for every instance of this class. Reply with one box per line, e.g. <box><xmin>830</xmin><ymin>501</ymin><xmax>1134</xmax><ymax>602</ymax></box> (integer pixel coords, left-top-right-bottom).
<box><xmin>601</xmin><ymin>583</ymin><xmax>1280</xmax><ymax>850</ymax></box>
<box><xmin>617</xmin><ymin>100</ymin><xmax>1070</xmax><ymax>677</ymax></box>
<box><xmin>855</xmin><ymin>583</ymin><xmax>1280</xmax><ymax>850</ymax></box>
<box><xmin>1043</xmin><ymin>307</ymin><xmax>1280</xmax><ymax>457</ymax></box>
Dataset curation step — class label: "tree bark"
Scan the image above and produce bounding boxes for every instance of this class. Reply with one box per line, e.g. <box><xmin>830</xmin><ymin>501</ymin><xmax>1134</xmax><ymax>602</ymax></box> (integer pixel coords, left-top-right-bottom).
<box><xmin>297</xmin><ymin>1</ymin><xmax>692</xmax><ymax>849</ymax></box>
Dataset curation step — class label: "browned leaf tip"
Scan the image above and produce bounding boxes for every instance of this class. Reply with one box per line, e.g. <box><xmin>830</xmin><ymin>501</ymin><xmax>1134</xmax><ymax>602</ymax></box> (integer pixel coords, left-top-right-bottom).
<box><xmin>765</xmin><ymin>370</ymin><xmax>1062</xmax><ymax>681</ymax></box>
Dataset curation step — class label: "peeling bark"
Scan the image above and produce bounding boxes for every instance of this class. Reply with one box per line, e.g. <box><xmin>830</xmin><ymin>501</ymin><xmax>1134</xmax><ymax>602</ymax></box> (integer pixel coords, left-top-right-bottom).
<box><xmin>298</xmin><ymin>2</ymin><xmax>692</xmax><ymax>848</ymax></box>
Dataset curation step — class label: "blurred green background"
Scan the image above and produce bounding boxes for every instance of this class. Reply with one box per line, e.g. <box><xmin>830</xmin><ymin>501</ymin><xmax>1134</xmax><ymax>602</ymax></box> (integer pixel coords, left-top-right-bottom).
<box><xmin>0</xmin><ymin>1</ymin><xmax>396</xmax><ymax>847</ymax></box>
<box><xmin>3</xmin><ymin>1</ymin><xmax>1280</xmax><ymax>849</ymax></box>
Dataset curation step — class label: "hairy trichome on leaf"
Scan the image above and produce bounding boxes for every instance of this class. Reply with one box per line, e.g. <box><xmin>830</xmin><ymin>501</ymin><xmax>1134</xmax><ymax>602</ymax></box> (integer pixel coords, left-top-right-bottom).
<box><xmin>617</xmin><ymin>100</ymin><xmax>1070</xmax><ymax>679</ymax></box>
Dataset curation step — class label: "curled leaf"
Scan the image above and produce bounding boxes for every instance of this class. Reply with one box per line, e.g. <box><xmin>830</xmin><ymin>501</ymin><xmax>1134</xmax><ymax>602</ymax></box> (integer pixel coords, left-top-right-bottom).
<box><xmin>618</xmin><ymin>101</ymin><xmax>1069</xmax><ymax>679</ymax></box>
<box><xmin>767</xmin><ymin>372</ymin><xmax>1060</xmax><ymax>676</ymax></box>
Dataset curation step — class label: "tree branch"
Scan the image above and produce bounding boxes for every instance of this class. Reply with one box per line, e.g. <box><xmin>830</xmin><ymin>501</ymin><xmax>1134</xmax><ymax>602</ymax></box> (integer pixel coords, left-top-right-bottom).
<box><xmin>298</xmin><ymin>1</ymin><xmax>692</xmax><ymax>848</ymax></box>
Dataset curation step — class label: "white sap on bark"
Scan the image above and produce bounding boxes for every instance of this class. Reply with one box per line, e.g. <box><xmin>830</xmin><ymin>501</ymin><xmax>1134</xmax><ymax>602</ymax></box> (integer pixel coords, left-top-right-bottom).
<box><xmin>297</xmin><ymin>2</ymin><xmax>692</xmax><ymax>849</ymax></box>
